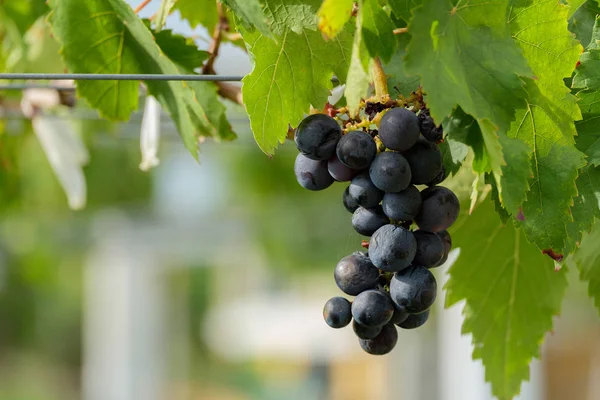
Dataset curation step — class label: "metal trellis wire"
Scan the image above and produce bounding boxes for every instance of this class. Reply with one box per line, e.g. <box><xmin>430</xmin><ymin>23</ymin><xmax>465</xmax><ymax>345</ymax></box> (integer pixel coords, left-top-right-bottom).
<box><xmin>0</xmin><ymin>73</ymin><xmax>245</xmax><ymax>91</ymax></box>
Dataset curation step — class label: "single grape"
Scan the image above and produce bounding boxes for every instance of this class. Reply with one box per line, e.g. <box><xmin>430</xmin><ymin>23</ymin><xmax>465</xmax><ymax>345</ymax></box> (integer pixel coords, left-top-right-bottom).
<box><xmin>359</xmin><ymin>323</ymin><xmax>398</xmax><ymax>355</ymax></box>
<box><xmin>352</xmin><ymin>206</ymin><xmax>389</xmax><ymax>236</ymax></box>
<box><xmin>351</xmin><ymin>289</ymin><xmax>395</xmax><ymax>327</ymax></box>
<box><xmin>389</xmin><ymin>305</ymin><xmax>409</xmax><ymax>325</ymax></box>
<box><xmin>390</xmin><ymin>266</ymin><xmax>437</xmax><ymax>314</ymax></box>
<box><xmin>398</xmin><ymin>310</ymin><xmax>430</xmax><ymax>329</ymax></box>
<box><xmin>418</xmin><ymin>109</ymin><xmax>443</xmax><ymax>142</ymax></box>
<box><xmin>343</xmin><ymin>186</ymin><xmax>360</xmax><ymax>213</ymax></box>
<box><xmin>323</xmin><ymin>297</ymin><xmax>352</xmax><ymax>328</ymax></box>
<box><xmin>413</xmin><ymin>231</ymin><xmax>445</xmax><ymax>268</ymax></box>
<box><xmin>294</xmin><ymin>154</ymin><xmax>334</xmax><ymax>191</ymax></box>
<box><xmin>336</xmin><ymin>131</ymin><xmax>377</xmax><ymax>170</ymax></box>
<box><xmin>369</xmin><ymin>151</ymin><xmax>412</xmax><ymax>193</ymax></box>
<box><xmin>378</xmin><ymin>108</ymin><xmax>420</xmax><ymax>151</ymax></box>
<box><xmin>328</xmin><ymin>154</ymin><xmax>361</xmax><ymax>182</ymax></box>
<box><xmin>426</xmin><ymin>165</ymin><xmax>446</xmax><ymax>187</ymax></box>
<box><xmin>353</xmin><ymin>320</ymin><xmax>382</xmax><ymax>340</ymax></box>
<box><xmin>433</xmin><ymin>230</ymin><xmax>452</xmax><ymax>267</ymax></box>
<box><xmin>334</xmin><ymin>252</ymin><xmax>380</xmax><ymax>295</ymax></box>
<box><xmin>402</xmin><ymin>138</ymin><xmax>442</xmax><ymax>185</ymax></box>
<box><xmin>415</xmin><ymin>186</ymin><xmax>460</xmax><ymax>232</ymax></box>
<box><xmin>369</xmin><ymin>224</ymin><xmax>417</xmax><ymax>272</ymax></box>
<box><xmin>381</xmin><ymin>185</ymin><xmax>421</xmax><ymax>222</ymax></box>
<box><xmin>348</xmin><ymin>173</ymin><xmax>384</xmax><ymax>208</ymax></box>
<box><xmin>295</xmin><ymin>114</ymin><xmax>342</xmax><ymax>160</ymax></box>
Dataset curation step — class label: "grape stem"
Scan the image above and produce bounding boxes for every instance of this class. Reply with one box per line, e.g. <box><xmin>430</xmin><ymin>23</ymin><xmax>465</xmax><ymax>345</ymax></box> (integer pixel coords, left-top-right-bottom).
<box><xmin>133</xmin><ymin>0</ymin><xmax>152</xmax><ymax>13</ymax></box>
<box><xmin>393</xmin><ymin>27</ymin><xmax>408</xmax><ymax>35</ymax></box>
<box><xmin>371</xmin><ymin>57</ymin><xmax>389</xmax><ymax>100</ymax></box>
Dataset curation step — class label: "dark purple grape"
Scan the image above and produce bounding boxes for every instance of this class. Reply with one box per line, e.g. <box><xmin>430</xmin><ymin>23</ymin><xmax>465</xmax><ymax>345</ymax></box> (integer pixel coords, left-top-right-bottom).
<box><xmin>295</xmin><ymin>113</ymin><xmax>342</xmax><ymax>160</ymax></box>
<box><xmin>402</xmin><ymin>138</ymin><xmax>442</xmax><ymax>185</ymax></box>
<box><xmin>369</xmin><ymin>151</ymin><xmax>412</xmax><ymax>193</ymax></box>
<box><xmin>323</xmin><ymin>297</ymin><xmax>352</xmax><ymax>328</ymax></box>
<box><xmin>353</xmin><ymin>320</ymin><xmax>382</xmax><ymax>339</ymax></box>
<box><xmin>294</xmin><ymin>154</ymin><xmax>334</xmax><ymax>191</ymax></box>
<box><xmin>369</xmin><ymin>224</ymin><xmax>417</xmax><ymax>272</ymax></box>
<box><xmin>351</xmin><ymin>290</ymin><xmax>395</xmax><ymax>327</ymax></box>
<box><xmin>352</xmin><ymin>206</ymin><xmax>389</xmax><ymax>236</ymax></box>
<box><xmin>398</xmin><ymin>310</ymin><xmax>430</xmax><ymax>329</ymax></box>
<box><xmin>426</xmin><ymin>165</ymin><xmax>446</xmax><ymax>187</ymax></box>
<box><xmin>343</xmin><ymin>186</ymin><xmax>360</xmax><ymax>213</ymax></box>
<box><xmin>378</xmin><ymin>107</ymin><xmax>420</xmax><ymax>151</ymax></box>
<box><xmin>348</xmin><ymin>173</ymin><xmax>384</xmax><ymax>208</ymax></box>
<box><xmin>413</xmin><ymin>231</ymin><xmax>445</xmax><ymax>268</ymax></box>
<box><xmin>415</xmin><ymin>186</ymin><xmax>460</xmax><ymax>232</ymax></box>
<box><xmin>336</xmin><ymin>130</ymin><xmax>377</xmax><ymax>170</ymax></box>
<box><xmin>390</xmin><ymin>266</ymin><xmax>437</xmax><ymax>314</ymax></box>
<box><xmin>389</xmin><ymin>305</ymin><xmax>409</xmax><ymax>325</ymax></box>
<box><xmin>328</xmin><ymin>154</ymin><xmax>361</xmax><ymax>182</ymax></box>
<box><xmin>359</xmin><ymin>323</ymin><xmax>398</xmax><ymax>355</ymax></box>
<box><xmin>433</xmin><ymin>230</ymin><xmax>452</xmax><ymax>267</ymax></box>
<box><xmin>418</xmin><ymin>109</ymin><xmax>443</xmax><ymax>142</ymax></box>
<box><xmin>381</xmin><ymin>185</ymin><xmax>421</xmax><ymax>222</ymax></box>
<box><xmin>334</xmin><ymin>252</ymin><xmax>380</xmax><ymax>296</ymax></box>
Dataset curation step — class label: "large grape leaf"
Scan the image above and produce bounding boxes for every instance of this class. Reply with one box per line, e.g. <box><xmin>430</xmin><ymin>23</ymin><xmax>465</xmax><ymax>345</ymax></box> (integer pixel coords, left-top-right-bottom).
<box><xmin>565</xmin><ymin>165</ymin><xmax>600</xmax><ymax>248</ymax></box>
<box><xmin>404</xmin><ymin>0</ymin><xmax>533</xmax><ymax>192</ymax></box>
<box><xmin>571</xmin><ymin>218</ymin><xmax>600</xmax><ymax>313</ymax></box>
<box><xmin>317</xmin><ymin>0</ymin><xmax>354</xmax><ymax>39</ymax></box>
<box><xmin>384</xmin><ymin>35</ymin><xmax>420</xmax><ymax>97</ymax></box>
<box><xmin>387</xmin><ymin>0</ymin><xmax>421</xmax><ymax>22</ymax></box>
<box><xmin>497</xmin><ymin>133</ymin><xmax>532</xmax><ymax>214</ymax></box>
<box><xmin>361</xmin><ymin>0</ymin><xmax>397</xmax><ymax>63</ymax></box>
<box><xmin>174</xmin><ymin>0</ymin><xmax>218</xmax><ymax>29</ymax></box>
<box><xmin>445</xmin><ymin>199</ymin><xmax>567</xmax><ymax>400</ymax></box>
<box><xmin>221</xmin><ymin>0</ymin><xmax>272</xmax><ymax>37</ymax></box>
<box><xmin>152</xmin><ymin>27</ymin><xmax>209</xmax><ymax>71</ymax></box>
<box><xmin>506</xmin><ymin>0</ymin><xmax>586</xmax><ymax>254</ymax></box>
<box><xmin>573</xmin><ymin>17</ymin><xmax>600</xmax><ymax>90</ymax></box>
<box><xmin>241</xmin><ymin>28</ymin><xmax>352</xmax><ymax>154</ymax></box>
<box><xmin>568</xmin><ymin>0</ymin><xmax>600</xmax><ymax>47</ymax></box>
<box><xmin>263</xmin><ymin>0</ymin><xmax>321</xmax><ymax>35</ymax></box>
<box><xmin>48</xmin><ymin>0</ymin><xmax>233</xmax><ymax>156</ymax></box>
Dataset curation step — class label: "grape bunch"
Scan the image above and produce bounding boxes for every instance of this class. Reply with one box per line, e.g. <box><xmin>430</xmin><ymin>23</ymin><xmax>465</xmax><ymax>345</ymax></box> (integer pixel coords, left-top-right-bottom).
<box><xmin>293</xmin><ymin>104</ymin><xmax>459</xmax><ymax>355</ymax></box>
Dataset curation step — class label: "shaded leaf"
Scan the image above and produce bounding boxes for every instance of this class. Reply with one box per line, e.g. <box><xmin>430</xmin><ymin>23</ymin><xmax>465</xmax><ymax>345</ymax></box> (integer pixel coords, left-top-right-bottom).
<box><xmin>571</xmin><ymin>218</ymin><xmax>600</xmax><ymax>312</ymax></box>
<box><xmin>362</xmin><ymin>0</ymin><xmax>397</xmax><ymax>63</ymax></box>
<box><xmin>575</xmin><ymin>91</ymin><xmax>600</xmax><ymax>166</ymax></box>
<box><xmin>174</xmin><ymin>0</ymin><xmax>218</xmax><ymax>29</ymax></box>
<box><xmin>153</xmin><ymin>26</ymin><xmax>209</xmax><ymax>71</ymax></box>
<box><xmin>568</xmin><ymin>0</ymin><xmax>600</xmax><ymax>47</ymax></box>
<box><xmin>446</xmin><ymin>199</ymin><xmax>567</xmax><ymax>400</ymax></box>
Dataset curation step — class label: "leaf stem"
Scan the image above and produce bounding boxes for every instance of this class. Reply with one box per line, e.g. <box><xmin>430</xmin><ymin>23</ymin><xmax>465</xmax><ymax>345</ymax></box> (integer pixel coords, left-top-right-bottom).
<box><xmin>393</xmin><ymin>27</ymin><xmax>408</xmax><ymax>35</ymax></box>
<box><xmin>371</xmin><ymin>57</ymin><xmax>389</xmax><ymax>99</ymax></box>
<box><xmin>133</xmin><ymin>0</ymin><xmax>152</xmax><ymax>14</ymax></box>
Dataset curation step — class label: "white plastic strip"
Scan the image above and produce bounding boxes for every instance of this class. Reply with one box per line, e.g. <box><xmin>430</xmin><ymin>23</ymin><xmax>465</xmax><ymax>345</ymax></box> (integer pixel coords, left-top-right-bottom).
<box><xmin>139</xmin><ymin>96</ymin><xmax>161</xmax><ymax>172</ymax></box>
<box><xmin>32</xmin><ymin>116</ymin><xmax>89</xmax><ymax>210</ymax></box>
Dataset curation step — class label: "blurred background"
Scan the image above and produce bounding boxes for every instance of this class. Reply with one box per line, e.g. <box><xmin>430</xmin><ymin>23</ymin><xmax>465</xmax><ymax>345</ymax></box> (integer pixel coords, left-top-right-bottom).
<box><xmin>1</xmin><ymin>1</ymin><xmax>600</xmax><ymax>400</ymax></box>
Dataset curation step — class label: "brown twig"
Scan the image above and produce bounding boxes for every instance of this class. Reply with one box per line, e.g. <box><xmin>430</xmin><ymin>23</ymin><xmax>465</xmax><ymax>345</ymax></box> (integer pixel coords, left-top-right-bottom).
<box><xmin>134</xmin><ymin>0</ymin><xmax>152</xmax><ymax>14</ymax></box>
<box><xmin>393</xmin><ymin>27</ymin><xmax>408</xmax><ymax>35</ymax></box>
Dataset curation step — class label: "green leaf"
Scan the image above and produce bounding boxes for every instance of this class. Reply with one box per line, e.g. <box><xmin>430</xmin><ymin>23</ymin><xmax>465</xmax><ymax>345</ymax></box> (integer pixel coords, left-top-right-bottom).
<box><xmin>317</xmin><ymin>0</ymin><xmax>354</xmax><ymax>39</ymax></box>
<box><xmin>361</xmin><ymin>0</ymin><xmax>397</xmax><ymax>63</ymax></box>
<box><xmin>49</xmin><ymin>0</ymin><xmax>234</xmax><ymax>156</ymax></box>
<box><xmin>153</xmin><ymin>27</ymin><xmax>209</xmax><ymax>71</ymax></box>
<box><xmin>387</xmin><ymin>0</ymin><xmax>421</xmax><ymax>22</ymax></box>
<box><xmin>439</xmin><ymin>138</ymin><xmax>468</xmax><ymax>177</ymax></box>
<box><xmin>263</xmin><ymin>0</ymin><xmax>321</xmax><ymax>35</ymax></box>
<box><xmin>404</xmin><ymin>0</ymin><xmax>533</xmax><ymax>190</ymax></box>
<box><xmin>241</xmin><ymin>28</ymin><xmax>353</xmax><ymax>154</ymax></box>
<box><xmin>575</xmin><ymin>91</ymin><xmax>600</xmax><ymax>166</ymax></box>
<box><xmin>384</xmin><ymin>35</ymin><xmax>420</xmax><ymax>97</ymax></box>
<box><xmin>445</xmin><ymin>199</ymin><xmax>568</xmax><ymax>400</ymax></box>
<box><xmin>506</xmin><ymin>0</ymin><xmax>586</xmax><ymax>254</ymax></box>
<box><xmin>222</xmin><ymin>0</ymin><xmax>272</xmax><ymax>37</ymax></box>
<box><xmin>442</xmin><ymin>108</ymin><xmax>490</xmax><ymax>173</ymax></box>
<box><xmin>174</xmin><ymin>0</ymin><xmax>218</xmax><ymax>29</ymax></box>
<box><xmin>571</xmin><ymin>218</ymin><xmax>600</xmax><ymax>312</ymax></box>
<box><xmin>497</xmin><ymin>133</ymin><xmax>532</xmax><ymax>215</ymax></box>
<box><xmin>568</xmin><ymin>0</ymin><xmax>600</xmax><ymax>47</ymax></box>
<box><xmin>565</xmin><ymin>165</ymin><xmax>600</xmax><ymax>248</ymax></box>
<box><xmin>0</xmin><ymin>0</ymin><xmax>49</xmax><ymax>34</ymax></box>
<box><xmin>573</xmin><ymin>17</ymin><xmax>600</xmax><ymax>90</ymax></box>
<box><xmin>345</xmin><ymin>6</ymin><xmax>371</xmax><ymax>115</ymax></box>
<box><xmin>155</xmin><ymin>0</ymin><xmax>176</xmax><ymax>31</ymax></box>
<box><xmin>486</xmin><ymin>173</ymin><xmax>511</xmax><ymax>224</ymax></box>
<box><xmin>568</xmin><ymin>0</ymin><xmax>588</xmax><ymax>18</ymax></box>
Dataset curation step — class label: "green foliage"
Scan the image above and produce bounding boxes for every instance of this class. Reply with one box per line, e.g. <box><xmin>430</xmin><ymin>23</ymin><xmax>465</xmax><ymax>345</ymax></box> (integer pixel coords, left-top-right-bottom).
<box><xmin>404</xmin><ymin>0</ymin><xmax>533</xmax><ymax>191</ymax></box>
<box><xmin>446</xmin><ymin>199</ymin><xmax>568</xmax><ymax>400</ymax></box>
<box><xmin>240</xmin><ymin>27</ymin><xmax>352</xmax><ymax>154</ymax></box>
<box><xmin>223</xmin><ymin>0</ymin><xmax>273</xmax><ymax>37</ymax></box>
<box><xmin>317</xmin><ymin>0</ymin><xmax>354</xmax><ymax>39</ymax></box>
<box><xmin>174</xmin><ymin>0</ymin><xmax>218</xmax><ymax>29</ymax></box>
<box><xmin>361</xmin><ymin>0</ymin><xmax>396</xmax><ymax>63</ymax></box>
<box><xmin>569</xmin><ymin>0</ymin><xmax>600</xmax><ymax>47</ymax></box>
<box><xmin>262</xmin><ymin>0</ymin><xmax>321</xmax><ymax>35</ymax></box>
<box><xmin>572</xmin><ymin>220</ymin><xmax>600</xmax><ymax>312</ymax></box>
<box><xmin>154</xmin><ymin>0</ymin><xmax>177</xmax><ymax>31</ymax></box>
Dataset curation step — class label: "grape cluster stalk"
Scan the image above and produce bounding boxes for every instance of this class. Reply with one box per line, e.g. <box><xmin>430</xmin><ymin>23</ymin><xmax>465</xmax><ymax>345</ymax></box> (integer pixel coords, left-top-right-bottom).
<box><xmin>293</xmin><ymin>100</ymin><xmax>459</xmax><ymax>355</ymax></box>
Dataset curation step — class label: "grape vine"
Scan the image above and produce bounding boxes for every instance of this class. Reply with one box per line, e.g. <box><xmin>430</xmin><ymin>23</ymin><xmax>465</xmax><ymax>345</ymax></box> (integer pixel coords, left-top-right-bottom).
<box><xmin>2</xmin><ymin>0</ymin><xmax>600</xmax><ymax>398</ymax></box>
